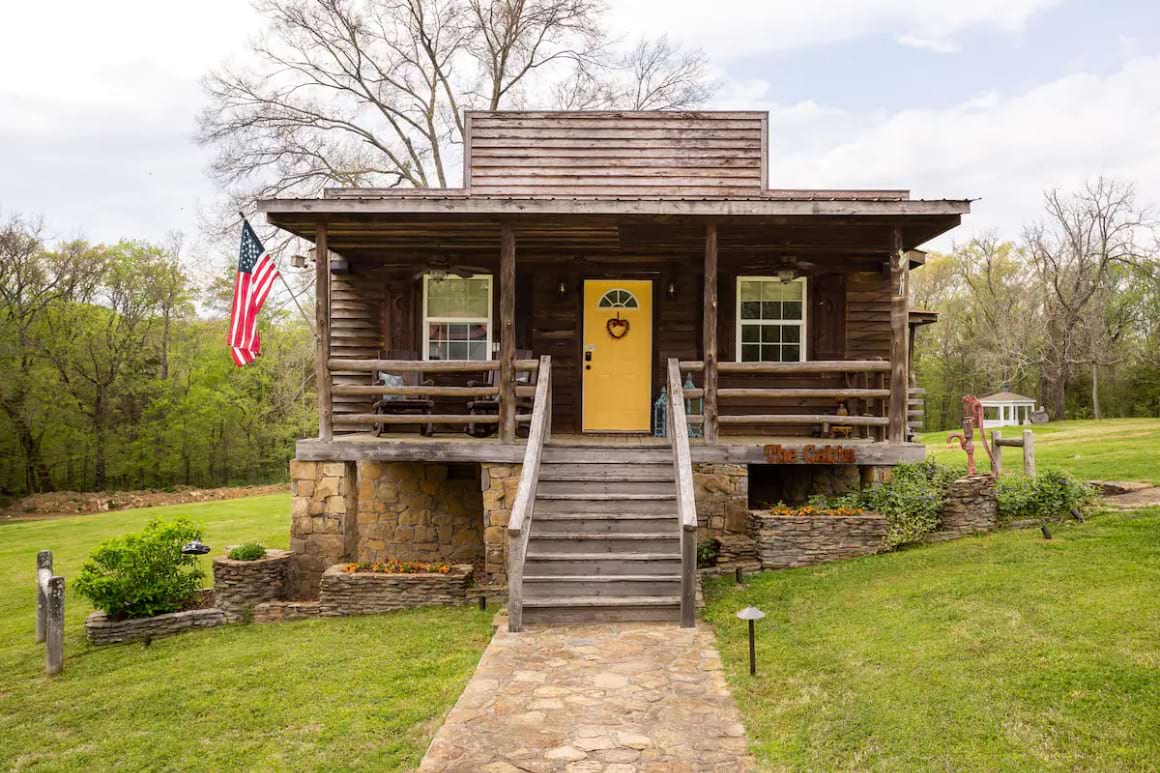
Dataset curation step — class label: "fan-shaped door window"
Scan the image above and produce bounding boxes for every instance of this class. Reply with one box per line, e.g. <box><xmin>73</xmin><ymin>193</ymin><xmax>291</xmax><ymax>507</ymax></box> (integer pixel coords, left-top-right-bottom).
<box><xmin>596</xmin><ymin>288</ymin><xmax>639</xmax><ymax>309</ymax></box>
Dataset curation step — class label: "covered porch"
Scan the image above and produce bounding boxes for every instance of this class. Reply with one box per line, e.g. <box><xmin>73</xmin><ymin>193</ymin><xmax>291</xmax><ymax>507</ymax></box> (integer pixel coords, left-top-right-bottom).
<box><xmin>260</xmin><ymin>191</ymin><xmax>964</xmax><ymax>466</ymax></box>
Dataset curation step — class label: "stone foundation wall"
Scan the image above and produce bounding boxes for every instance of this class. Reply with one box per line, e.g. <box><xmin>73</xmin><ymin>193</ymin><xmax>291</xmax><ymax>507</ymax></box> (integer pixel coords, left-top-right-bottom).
<box><xmin>213</xmin><ymin>550</ymin><xmax>291</xmax><ymax>622</ymax></box>
<box><xmin>355</xmin><ymin>462</ymin><xmax>483</xmax><ymax>566</ymax></box>
<box><xmin>318</xmin><ymin>563</ymin><xmax>474</xmax><ymax>616</ymax></box>
<box><xmin>481</xmin><ymin>463</ymin><xmax>521</xmax><ymax>585</ymax></box>
<box><xmin>693</xmin><ymin>464</ymin><xmax>749</xmax><ymax>534</ymax></box>
<box><xmin>936</xmin><ymin>475</ymin><xmax>998</xmax><ymax>537</ymax></box>
<box><xmin>289</xmin><ymin>460</ymin><xmax>357</xmax><ymax>599</ymax></box>
<box><xmin>752</xmin><ymin>513</ymin><xmax>888</xmax><ymax>569</ymax></box>
<box><xmin>86</xmin><ymin>605</ymin><xmax>226</xmax><ymax>645</ymax></box>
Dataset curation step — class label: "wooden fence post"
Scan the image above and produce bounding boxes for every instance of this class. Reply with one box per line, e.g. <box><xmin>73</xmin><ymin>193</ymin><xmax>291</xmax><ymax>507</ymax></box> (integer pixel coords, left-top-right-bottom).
<box><xmin>1022</xmin><ymin>429</ymin><xmax>1036</xmax><ymax>477</ymax></box>
<box><xmin>36</xmin><ymin>550</ymin><xmax>64</xmax><ymax>676</ymax></box>
<box><xmin>991</xmin><ymin>430</ymin><xmax>1002</xmax><ymax>477</ymax></box>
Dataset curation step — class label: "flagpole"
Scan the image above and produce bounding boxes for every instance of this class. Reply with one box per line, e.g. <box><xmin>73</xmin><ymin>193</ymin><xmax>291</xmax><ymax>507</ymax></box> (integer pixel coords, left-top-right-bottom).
<box><xmin>240</xmin><ymin>211</ymin><xmax>317</xmax><ymax>338</ymax></box>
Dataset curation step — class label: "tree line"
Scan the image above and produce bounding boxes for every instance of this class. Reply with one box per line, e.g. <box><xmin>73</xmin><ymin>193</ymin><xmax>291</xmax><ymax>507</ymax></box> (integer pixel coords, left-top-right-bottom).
<box><xmin>0</xmin><ymin>214</ymin><xmax>316</xmax><ymax>496</ymax></box>
<box><xmin>912</xmin><ymin>178</ymin><xmax>1160</xmax><ymax>431</ymax></box>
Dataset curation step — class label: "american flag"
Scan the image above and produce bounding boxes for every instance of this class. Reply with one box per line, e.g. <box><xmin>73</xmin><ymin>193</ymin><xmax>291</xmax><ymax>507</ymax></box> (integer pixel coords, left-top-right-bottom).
<box><xmin>228</xmin><ymin>219</ymin><xmax>280</xmax><ymax>366</ymax></box>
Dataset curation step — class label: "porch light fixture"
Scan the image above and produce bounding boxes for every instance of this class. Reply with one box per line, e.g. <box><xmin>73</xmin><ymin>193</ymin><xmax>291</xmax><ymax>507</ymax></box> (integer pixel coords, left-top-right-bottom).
<box><xmin>666</xmin><ymin>280</ymin><xmax>677</xmax><ymax>299</ymax></box>
<box><xmin>736</xmin><ymin>605</ymin><xmax>765</xmax><ymax>675</ymax></box>
<box><xmin>776</xmin><ymin>269</ymin><xmax>796</xmax><ymax>283</ymax></box>
<box><xmin>557</xmin><ymin>278</ymin><xmax>568</xmax><ymax>297</ymax></box>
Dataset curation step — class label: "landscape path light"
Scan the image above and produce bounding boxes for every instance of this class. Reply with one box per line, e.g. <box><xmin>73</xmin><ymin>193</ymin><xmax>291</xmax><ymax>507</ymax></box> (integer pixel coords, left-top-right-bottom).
<box><xmin>736</xmin><ymin>605</ymin><xmax>765</xmax><ymax>675</ymax></box>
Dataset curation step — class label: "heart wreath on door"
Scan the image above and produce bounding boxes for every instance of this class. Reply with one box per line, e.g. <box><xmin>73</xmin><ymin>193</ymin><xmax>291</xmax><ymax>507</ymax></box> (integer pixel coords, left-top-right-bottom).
<box><xmin>606</xmin><ymin>316</ymin><xmax>630</xmax><ymax>339</ymax></box>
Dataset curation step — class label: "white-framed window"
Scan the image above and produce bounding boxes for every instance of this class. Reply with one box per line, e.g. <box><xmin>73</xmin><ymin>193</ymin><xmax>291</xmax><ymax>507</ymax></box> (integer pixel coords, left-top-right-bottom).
<box><xmin>422</xmin><ymin>274</ymin><xmax>492</xmax><ymax>361</ymax></box>
<box><xmin>597</xmin><ymin>288</ymin><xmax>640</xmax><ymax>308</ymax></box>
<box><xmin>736</xmin><ymin>276</ymin><xmax>807</xmax><ymax>363</ymax></box>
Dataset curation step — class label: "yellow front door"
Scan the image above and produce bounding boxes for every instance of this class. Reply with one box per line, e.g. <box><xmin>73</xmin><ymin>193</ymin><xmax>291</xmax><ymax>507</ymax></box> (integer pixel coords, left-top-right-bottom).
<box><xmin>582</xmin><ymin>280</ymin><xmax>653</xmax><ymax>432</ymax></box>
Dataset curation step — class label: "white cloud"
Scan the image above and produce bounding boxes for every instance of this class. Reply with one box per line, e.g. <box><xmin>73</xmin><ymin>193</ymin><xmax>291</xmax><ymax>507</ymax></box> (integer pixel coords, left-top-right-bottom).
<box><xmin>609</xmin><ymin>0</ymin><xmax>1061</xmax><ymax>58</ymax></box>
<box><xmin>756</xmin><ymin>56</ymin><xmax>1160</xmax><ymax>248</ymax></box>
<box><xmin>896</xmin><ymin>36</ymin><xmax>961</xmax><ymax>55</ymax></box>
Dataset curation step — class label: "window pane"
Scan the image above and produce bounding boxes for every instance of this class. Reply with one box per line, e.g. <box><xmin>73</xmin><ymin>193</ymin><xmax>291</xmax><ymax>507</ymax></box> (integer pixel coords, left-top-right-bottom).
<box><xmin>427</xmin><ymin>275</ymin><xmax>490</xmax><ymax>319</ymax></box>
<box><xmin>760</xmin><ymin>301</ymin><xmax>781</xmax><ymax>320</ymax></box>
<box><xmin>761</xmin><ymin>325</ymin><xmax>781</xmax><ymax>344</ymax></box>
<box><xmin>449</xmin><ymin>341</ymin><xmax>469</xmax><ymax>360</ymax></box>
<box><xmin>469</xmin><ymin>341</ymin><xmax>487</xmax><ymax>360</ymax></box>
<box><xmin>740</xmin><ymin>301</ymin><xmax>761</xmax><ymax>320</ymax></box>
<box><xmin>782</xmin><ymin>344</ymin><xmax>800</xmax><ymax>362</ymax></box>
<box><xmin>741</xmin><ymin>344</ymin><xmax>760</xmax><ymax>362</ymax></box>
<box><xmin>783</xmin><ymin>326</ymin><xmax>800</xmax><ymax>344</ymax></box>
<box><xmin>740</xmin><ymin>281</ymin><xmax>762</xmax><ymax>302</ymax></box>
<box><xmin>741</xmin><ymin>325</ymin><xmax>759</xmax><ymax>343</ymax></box>
<box><xmin>782</xmin><ymin>301</ymin><xmax>802</xmax><ymax>320</ymax></box>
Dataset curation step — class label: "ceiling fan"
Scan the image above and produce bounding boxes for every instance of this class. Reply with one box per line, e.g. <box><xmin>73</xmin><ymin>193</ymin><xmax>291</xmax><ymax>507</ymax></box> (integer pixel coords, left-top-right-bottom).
<box><xmin>411</xmin><ymin>255</ymin><xmax>490</xmax><ymax>281</ymax></box>
<box><xmin>771</xmin><ymin>257</ymin><xmax>815</xmax><ymax>282</ymax></box>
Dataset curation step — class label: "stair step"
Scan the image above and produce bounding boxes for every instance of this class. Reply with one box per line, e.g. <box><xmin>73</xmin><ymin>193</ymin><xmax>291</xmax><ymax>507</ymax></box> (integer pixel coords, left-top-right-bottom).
<box><xmin>528</xmin><ymin>533</ymin><xmax>679</xmax><ymax>553</ymax></box>
<box><xmin>535</xmin><ymin>492</ymin><xmax>676</xmax><ymax>516</ymax></box>
<box><xmin>538</xmin><ymin>463</ymin><xmax>674</xmax><ymax>482</ymax></box>
<box><xmin>523</xmin><ymin>575</ymin><xmax>681</xmax><ymax>598</ymax></box>
<box><xmin>542</xmin><ymin>447</ymin><xmax>675</xmax><ymax>464</ymax></box>
<box><xmin>521</xmin><ymin>595</ymin><xmax>681</xmax><ymax>623</ymax></box>
<box><xmin>523</xmin><ymin>595</ymin><xmax>680</xmax><ymax>608</ymax></box>
<box><xmin>537</xmin><ymin>492</ymin><xmax>675</xmax><ymax>500</ymax></box>
<box><xmin>524</xmin><ymin>552</ymin><xmax>681</xmax><ymax>576</ymax></box>
<box><xmin>531</xmin><ymin>513</ymin><xmax>677</xmax><ymax>535</ymax></box>
<box><xmin>537</xmin><ymin>480</ymin><xmax>675</xmax><ymax>495</ymax></box>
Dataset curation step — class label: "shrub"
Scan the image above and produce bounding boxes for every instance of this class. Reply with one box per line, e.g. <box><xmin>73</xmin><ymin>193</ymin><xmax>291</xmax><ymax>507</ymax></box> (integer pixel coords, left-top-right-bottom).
<box><xmin>73</xmin><ymin>517</ymin><xmax>207</xmax><ymax>619</ymax></box>
<box><xmin>697</xmin><ymin>538</ymin><xmax>720</xmax><ymax>568</ymax></box>
<box><xmin>227</xmin><ymin>542</ymin><xmax>267</xmax><ymax>561</ymax></box>
<box><xmin>818</xmin><ymin>461</ymin><xmax>960</xmax><ymax>548</ymax></box>
<box><xmin>995</xmin><ymin>469</ymin><xmax>1098</xmax><ymax>523</ymax></box>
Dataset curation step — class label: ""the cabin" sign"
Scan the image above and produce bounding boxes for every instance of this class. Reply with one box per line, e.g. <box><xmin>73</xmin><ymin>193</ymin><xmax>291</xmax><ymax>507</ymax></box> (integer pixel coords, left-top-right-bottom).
<box><xmin>764</xmin><ymin>444</ymin><xmax>858</xmax><ymax>464</ymax></box>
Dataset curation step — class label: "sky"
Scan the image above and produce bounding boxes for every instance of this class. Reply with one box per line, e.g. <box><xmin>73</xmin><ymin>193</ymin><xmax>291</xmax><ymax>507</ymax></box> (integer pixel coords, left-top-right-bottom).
<box><xmin>2</xmin><ymin>0</ymin><xmax>1158</xmax><ymax>254</ymax></box>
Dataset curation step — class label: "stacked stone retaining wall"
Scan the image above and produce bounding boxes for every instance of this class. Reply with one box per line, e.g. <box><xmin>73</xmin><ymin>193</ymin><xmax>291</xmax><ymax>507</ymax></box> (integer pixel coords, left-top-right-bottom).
<box><xmin>86</xmin><ymin>605</ymin><xmax>226</xmax><ymax>645</ymax></box>
<box><xmin>932</xmin><ymin>475</ymin><xmax>998</xmax><ymax>539</ymax></box>
<box><xmin>752</xmin><ymin>513</ymin><xmax>888</xmax><ymax>569</ymax></box>
<box><xmin>213</xmin><ymin>550</ymin><xmax>291</xmax><ymax>622</ymax></box>
<box><xmin>318</xmin><ymin>563</ymin><xmax>474</xmax><ymax>616</ymax></box>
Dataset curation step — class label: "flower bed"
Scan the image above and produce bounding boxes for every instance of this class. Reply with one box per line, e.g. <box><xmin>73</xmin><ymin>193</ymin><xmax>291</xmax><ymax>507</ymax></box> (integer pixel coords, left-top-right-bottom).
<box><xmin>213</xmin><ymin>549</ymin><xmax>292</xmax><ymax>622</ymax></box>
<box><xmin>751</xmin><ymin>510</ymin><xmax>887</xmax><ymax>569</ymax></box>
<box><xmin>85</xmin><ymin>589</ymin><xmax>225</xmax><ymax>645</ymax></box>
<box><xmin>339</xmin><ymin>560</ymin><xmax>452</xmax><ymax>574</ymax></box>
<box><xmin>319</xmin><ymin>563</ymin><xmax>473</xmax><ymax>617</ymax></box>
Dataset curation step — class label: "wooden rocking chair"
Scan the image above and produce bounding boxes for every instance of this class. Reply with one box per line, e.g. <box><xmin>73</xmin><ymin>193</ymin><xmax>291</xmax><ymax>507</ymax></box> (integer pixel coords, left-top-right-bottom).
<box><xmin>464</xmin><ymin>349</ymin><xmax>535</xmax><ymax>438</ymax></box>
<box><xmin>371</xmin><ymin>349</ymin><xmax>435</xmax><ymax>437</ymax></box>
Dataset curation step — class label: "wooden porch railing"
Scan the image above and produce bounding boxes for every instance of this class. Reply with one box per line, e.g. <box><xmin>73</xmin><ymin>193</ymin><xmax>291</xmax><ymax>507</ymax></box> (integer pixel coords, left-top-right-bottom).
<box><xmin>676</xmin><ymin>359</ymin><xmax>897</xmax><ymax>439</ymax></box>
<box><xmin>506</xmin><ymin>356</ymin><xmax>552</xmax><ymax>632</ymax></box>
<box><xmin>325</xmin><ymin>358</ymin><xmax>537</xmax><ymax>441</ymax></box>
<box><xmin>666</xmin><ymin>359</ymin><xmax>698</xmax><ymax>628</ymax></box>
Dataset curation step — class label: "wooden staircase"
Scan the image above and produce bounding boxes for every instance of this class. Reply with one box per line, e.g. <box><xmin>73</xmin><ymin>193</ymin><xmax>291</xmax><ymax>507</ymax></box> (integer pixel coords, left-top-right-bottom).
<box><xmin>506</xmin><ymin>357</ymin><xmax>698</xmax><ymax>631</ymax></box>
<box><xmin>520</xmin><ymin>449</ymin><xmax>682</xmax><ymax>624</ymax></box>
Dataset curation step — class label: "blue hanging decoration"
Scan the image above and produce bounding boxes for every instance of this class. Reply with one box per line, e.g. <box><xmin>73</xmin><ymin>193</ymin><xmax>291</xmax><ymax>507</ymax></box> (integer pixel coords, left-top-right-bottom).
<box><xmin>684</xmin><ymin>373</ymin><xmax>703</xmax><ymax>438</ymax></box>
<box><xmin>653</xmin><ymin>386</ymin><xmax>668</xmax><ymax>438</ymax></box>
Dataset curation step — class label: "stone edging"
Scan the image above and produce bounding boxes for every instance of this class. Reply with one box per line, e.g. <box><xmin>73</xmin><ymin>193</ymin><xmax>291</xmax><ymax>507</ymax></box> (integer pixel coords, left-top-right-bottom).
<box><xmin>213</xmin><ymin>550</ymin><xmax>292</xmax><ymax>622</ymax></box>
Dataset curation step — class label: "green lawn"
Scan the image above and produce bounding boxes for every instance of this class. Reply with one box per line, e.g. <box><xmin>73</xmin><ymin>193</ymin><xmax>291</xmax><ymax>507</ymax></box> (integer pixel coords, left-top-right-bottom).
<box><xmin>706</xmin><ymin>509</ymin><xmax>1160</xmax><ymax>771</ymax></box>
<box><xmin>0</xmin><ymin>495</ymin><xmax>493</xmax><ymax>772</ymax></box>
<box><xmin>920</xmin><ymin>418</ymin><xmax>1160</xmax><ymax>485</ymax></box>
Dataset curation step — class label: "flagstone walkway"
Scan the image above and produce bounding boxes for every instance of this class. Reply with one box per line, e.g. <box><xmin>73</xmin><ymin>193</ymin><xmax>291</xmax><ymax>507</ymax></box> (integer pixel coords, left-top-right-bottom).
<box><xmin>418</xmin><ymin>622</ymin><xmax>755</xmax><ymax>772</ymax></box>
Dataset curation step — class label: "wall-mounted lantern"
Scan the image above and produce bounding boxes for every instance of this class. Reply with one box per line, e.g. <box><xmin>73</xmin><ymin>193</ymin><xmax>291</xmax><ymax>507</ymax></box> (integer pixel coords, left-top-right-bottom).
<box><xmin>557</xmin><ymin>278</ymin><xmax>569</xmax><ymax>297</ymax></box>
<box><xmin>666</xmin><ymin>279</ymin><xmax>677</xmax><ymax>299</ymax></box>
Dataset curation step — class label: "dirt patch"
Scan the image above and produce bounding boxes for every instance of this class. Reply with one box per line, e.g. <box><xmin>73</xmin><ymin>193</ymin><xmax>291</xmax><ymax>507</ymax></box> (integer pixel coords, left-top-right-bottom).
<box><xmin>1102</xmin><ymin>487</ymin><xmax>1160</xmax><ymax>510</ymax></box>
<box><xmin>2</xmin><ymin>484</ymin><xmax>287</xmax><ymax>521</ymax></box>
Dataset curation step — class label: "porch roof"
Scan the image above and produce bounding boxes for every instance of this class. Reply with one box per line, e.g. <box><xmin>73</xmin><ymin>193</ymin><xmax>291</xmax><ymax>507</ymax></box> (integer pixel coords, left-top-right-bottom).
<box><xmin>258</xmin><ymin>190</ymin><xmax>970</xmax><ymax>264</ymax></box>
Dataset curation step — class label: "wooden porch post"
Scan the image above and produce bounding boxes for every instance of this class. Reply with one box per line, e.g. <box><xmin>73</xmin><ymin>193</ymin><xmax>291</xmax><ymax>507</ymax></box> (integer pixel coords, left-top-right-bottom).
<box><xmin>315</xmin><ymin>223</ymin><xmax>333</xmax><ymax>442</ymax></box>
<box><xmin>702</xmin><ymin>222</ymin><xmax>719</xmax><ymax>442</ymax></box>
<box><xmin>499</xmin><ymin>223</ymin><xmax>516</xmax><ymax>443</ymax></box>
<box><xmin>887</xmin><ymin>225</ymin><xmax>909</xmax><ymax>443</ymax></box>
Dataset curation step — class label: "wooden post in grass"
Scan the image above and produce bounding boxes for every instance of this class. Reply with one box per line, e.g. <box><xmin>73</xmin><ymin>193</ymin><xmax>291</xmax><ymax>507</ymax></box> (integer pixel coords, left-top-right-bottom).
<box><xmin>36</xmin><ymin>550</ymin><xmax>64</xmax><ymax>676</ymax></box>
<box><xmin>1022</xmin><ymin>429</ymin><xmax>1036</xmax><ymax>477</ymax></box>
<box><xmin>991</xmin><ymin>430</ymin><xmax>1002</xmax><ymax>477</ymax></box>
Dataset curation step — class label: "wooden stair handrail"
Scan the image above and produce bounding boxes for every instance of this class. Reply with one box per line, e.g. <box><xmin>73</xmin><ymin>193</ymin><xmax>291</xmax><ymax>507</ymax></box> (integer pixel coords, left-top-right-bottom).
<box><xmin>506</xmin><ymin>355</ymin><xmax>552</xmax><ymax>633</ymax></box>
<box><xmin>667</xmin><ymin>358</ymin><xmax>698</xmax><ymax>629</ymax></box>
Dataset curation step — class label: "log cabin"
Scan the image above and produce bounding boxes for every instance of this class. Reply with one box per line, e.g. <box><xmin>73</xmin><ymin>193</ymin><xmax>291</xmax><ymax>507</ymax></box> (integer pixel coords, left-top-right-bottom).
<box><xmin>258</xmin><ymin>110</ymin><xmax>970</xmax><ymax>629</ymax></box>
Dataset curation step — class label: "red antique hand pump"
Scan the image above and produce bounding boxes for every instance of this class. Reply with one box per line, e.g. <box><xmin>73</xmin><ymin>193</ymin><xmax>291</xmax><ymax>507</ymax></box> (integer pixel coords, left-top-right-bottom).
<box><xmin>946</xmin><ymin>395</ymin><xmax>995</xmax><ymax>476</ymax></box>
